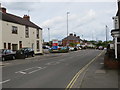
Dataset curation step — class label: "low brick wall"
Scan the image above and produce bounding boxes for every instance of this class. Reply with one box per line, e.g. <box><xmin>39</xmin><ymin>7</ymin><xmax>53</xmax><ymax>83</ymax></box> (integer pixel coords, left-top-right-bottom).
<box><xmin>104</xmin><ymin>54</ymin><xmax>120</xmax><ymax>69</ymax></box>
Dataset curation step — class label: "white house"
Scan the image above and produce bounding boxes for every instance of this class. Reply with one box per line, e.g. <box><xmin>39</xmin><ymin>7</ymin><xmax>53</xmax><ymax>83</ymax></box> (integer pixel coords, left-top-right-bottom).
<box><xmin>0</xmin><ymin>7</ymin><xmax>43</xmax><ymax>54</ymax></box>
<box><xmin>111</xmin><ymin>0</ymin><xmax>120</xmax><ymax>59</ymax></box>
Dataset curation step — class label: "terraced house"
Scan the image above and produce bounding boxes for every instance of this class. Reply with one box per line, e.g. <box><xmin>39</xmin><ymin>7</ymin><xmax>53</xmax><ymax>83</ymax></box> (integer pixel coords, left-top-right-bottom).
<box><xmin>0</xmin><ymin>6</ymin><xmax>43</xmax><ymax>54</ymax></box>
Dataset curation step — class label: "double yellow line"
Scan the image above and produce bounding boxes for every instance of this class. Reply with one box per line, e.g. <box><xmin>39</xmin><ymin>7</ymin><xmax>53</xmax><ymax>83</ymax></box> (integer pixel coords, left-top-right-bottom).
<box><xmin>65</xmin><ymin>51</ymin><xmax>104</xmax><ymax>90</ymax></box>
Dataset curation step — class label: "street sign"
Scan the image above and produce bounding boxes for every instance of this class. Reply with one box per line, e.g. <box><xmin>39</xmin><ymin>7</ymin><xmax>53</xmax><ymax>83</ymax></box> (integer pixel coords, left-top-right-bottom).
<box><xmin>52</xmin><ymin>39</ymin><xmax>58</xmax><ymax>50</ymax></box>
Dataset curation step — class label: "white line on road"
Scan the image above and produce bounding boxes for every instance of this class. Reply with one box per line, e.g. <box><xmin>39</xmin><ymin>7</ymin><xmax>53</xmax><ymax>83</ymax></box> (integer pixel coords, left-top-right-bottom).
<box><xmin>28</xmin><ymin>67</ymin><xmax>46</xmax><ymax>74</ymax></box>
<box><xmin>0</xmin><ymin>79</ymin><xmax>11</xmax><ymax>84</ymax></box>
<box><xmin>18</xmin><ymin>71</ymin><xmax>27</xmax><ymax>74</ymax></box>
<box><xmin>15</xmin><ymin>66</ymin><xmax>39</xmax><ymax>73</ymax></box>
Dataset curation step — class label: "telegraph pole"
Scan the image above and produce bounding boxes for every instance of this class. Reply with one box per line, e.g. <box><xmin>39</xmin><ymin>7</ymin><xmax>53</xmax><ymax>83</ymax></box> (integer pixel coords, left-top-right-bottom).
<box><xmin>48</xmin><ymin>28</ymin><xmax>50</xmax><ymax>43</ymax></box>
<box><xmin>106</xmin><ymin>25</ymin><xmax>108</xmax><ymax>42</ymax></box>
<box><xmin>66</xmin><ymin>12</ymin><xmax>70</xmax><ymax>47</ymax></box>
<box><xmin>67</xmin><ymin>12</ymin><xmax>70</xmax><ymax>37</ymax></box>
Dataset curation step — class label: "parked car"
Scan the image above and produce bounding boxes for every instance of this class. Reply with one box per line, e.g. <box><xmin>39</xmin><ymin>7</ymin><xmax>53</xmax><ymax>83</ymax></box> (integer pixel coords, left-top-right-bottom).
<box><xmin>16</xmin><ymin>47</ymin><xmax>35</xmax><ymax>58</ymax></box>
<box><xmin>98</xmin><ymin>46</ymin><xmax>104</xmax><ymax>50</ymax></box>
<box><xmin>0</xmin><ymin>49</ymin><xmax>16</xmax><ymax>61</ymax></box>
<box><xmin>49</xmin><ymin>46</ymin><xmax>69</xmax><ymax>53</ymax></box>
<box><xmin>42</xmin><ymin>45</ymin><xmax>50</xmax><ymax>54</ymax></box>
<box><xmin>69</xmin><ymin>47</ymin><xmax>75</xmax><ymax>51</ymax></box>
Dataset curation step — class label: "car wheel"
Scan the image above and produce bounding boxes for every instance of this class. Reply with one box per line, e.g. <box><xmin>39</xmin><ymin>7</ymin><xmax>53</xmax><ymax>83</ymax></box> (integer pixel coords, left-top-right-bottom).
<box><xmin>2</xmin><ymin>57</ymin><xmax>5</xmax><ymax>61</ymax></box>
<box><xmin>32</xmin><ymin>54</ymin><xmax>35</xmax><ymax>57</ymax></box>
<box><xmin>12</xmin><ymin>56</ymin><xmax>15</xmax><ymax>60</ymax></box>
<box><xmin>25</xmin><ymin>54</ymin><xmax>28</xmax><ymax>58</ymax></box>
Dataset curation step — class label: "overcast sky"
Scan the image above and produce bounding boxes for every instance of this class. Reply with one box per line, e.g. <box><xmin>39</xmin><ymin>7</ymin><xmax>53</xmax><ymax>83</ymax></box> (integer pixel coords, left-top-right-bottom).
<box><xmin>1</xmin><ymin>0</ymin><xmax>118</xmax><ymax>42</ymax></box>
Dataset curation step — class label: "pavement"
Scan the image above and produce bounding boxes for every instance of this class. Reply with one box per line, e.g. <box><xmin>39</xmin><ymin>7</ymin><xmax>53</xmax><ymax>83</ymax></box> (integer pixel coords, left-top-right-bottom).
<box><xmin>72</xmin><ymin>50</ymin><xmax>120</xmax><ymax>89</ymax></box>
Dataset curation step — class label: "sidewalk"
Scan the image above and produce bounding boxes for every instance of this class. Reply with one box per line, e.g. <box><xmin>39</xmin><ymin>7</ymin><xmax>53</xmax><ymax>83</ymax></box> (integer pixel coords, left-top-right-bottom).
<box><xmin>73</xmin><ymin>51</ymin><xmax>119</xmax><ymax>88</ymax></box>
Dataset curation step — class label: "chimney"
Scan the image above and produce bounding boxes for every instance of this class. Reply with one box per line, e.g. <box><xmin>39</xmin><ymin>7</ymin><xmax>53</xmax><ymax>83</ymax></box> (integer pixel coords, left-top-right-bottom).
<box><xmin>23</xmin><ymin>15</ymin><xmax>30</xmax><ymax>20</ymax></box>
<box><xmin>1</xmin><ymin>7</ymin><xmax>6</xmax><ymax>13</ymax></box>
<box><xmin>74</xmin><ymin>34</ymin><xmax>76</xmax><ymax>37</ymax></box>
<box><xmin>69</xmin><ymin>33</ymin><xmax>73</xmax><ymax>36</ymax></box>
<box><xmin>77</xmin><ymin>36</ymin><xmax>80</xmax><ymax>39</ymax></box>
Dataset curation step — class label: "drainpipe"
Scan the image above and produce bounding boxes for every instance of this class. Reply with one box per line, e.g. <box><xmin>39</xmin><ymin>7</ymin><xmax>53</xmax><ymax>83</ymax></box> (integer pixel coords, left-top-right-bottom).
<box><xmin>115</xmin><ymin>37</ymin><xmax>118</xmax><ymax>59</ymax></box>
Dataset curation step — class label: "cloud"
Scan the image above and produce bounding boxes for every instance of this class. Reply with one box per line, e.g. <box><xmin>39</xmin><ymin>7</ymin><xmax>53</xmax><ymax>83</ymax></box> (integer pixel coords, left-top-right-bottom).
<box><xmin>0</xmin><ymin>0</ymin><xmax>116</xmax><ymax>2</ymax></box>
<box><xmin>1</xmin><ymin>2</ymin><xmax>116</xmax><ymax>42</ymax></box>
<box><xmin>41</xmin><ymin>9</ymin><xmax>98</xmax><ymax>41</ymax></box>
<box><xmin>1</xmin><ymin>2</ymin><xmax>35</xmax><ymax>11</ymax></box>
<box><xmin>41</xmin><ymin>16</ymin><xmax>66</xmax><ymax>28</ymax></box>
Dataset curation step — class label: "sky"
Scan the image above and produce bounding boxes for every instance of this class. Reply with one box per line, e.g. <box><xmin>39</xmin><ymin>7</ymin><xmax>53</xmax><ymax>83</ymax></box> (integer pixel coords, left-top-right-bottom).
<box><xmin>1</xmin><ymin>0</ymin><xmax>118</xmax><ymax>42</ymax></box>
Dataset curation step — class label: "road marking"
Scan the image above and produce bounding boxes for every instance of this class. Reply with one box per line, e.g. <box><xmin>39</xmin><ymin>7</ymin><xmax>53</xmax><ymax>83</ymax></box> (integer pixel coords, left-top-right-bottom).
<box><xmin>65</xmin><ymin>51</ymin><xmax>104</xmax><ymax>90</ymax></box>
<box><xmin>15</xmin><ymin>66</ymin><xmax>39</xmax><ymax>73</ymax></box>
<box><xmin>100</xmin><ymin>63</ymin><xmax>104</xmax><ymax>65</ymax></box>
<box><xmin>0</xmin><ymin>79</ymin><xmax>11</xmax><ymax>84</ymax></box>
<box><xmin>28</xmin><ymin>67</ymin><xmax>46</xmax><ymax>74</ymax></box>
<box><xmin>45</xmin><ymin>61</ymin><xmax>60</xmax><ymax>65</ymax></box>
<box><xmin>18</xmin><ymin>71</ymin><xmax>27</xmax><ymax>74</ymax></box>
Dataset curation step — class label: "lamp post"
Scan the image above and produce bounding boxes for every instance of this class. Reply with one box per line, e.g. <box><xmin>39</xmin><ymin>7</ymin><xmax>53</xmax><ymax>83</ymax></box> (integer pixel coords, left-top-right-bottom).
<box><xmin>48</xmin><ymin>28</ymin><xmax>50</xmax><ymax>43</ymax></box>
<box><xmin>67</xmin><ymin>12</ymin><xmax>70</xmax><ymax>37</ymax></box>
<box><xmin>106</xmin><ymin>25</ymin><xmax>108</xmax><ymax>42</ymax></box>
<box><xmin>66</xmin><ymin>12</ymin><xmax>70</xmax><ymax>47</ymax></box>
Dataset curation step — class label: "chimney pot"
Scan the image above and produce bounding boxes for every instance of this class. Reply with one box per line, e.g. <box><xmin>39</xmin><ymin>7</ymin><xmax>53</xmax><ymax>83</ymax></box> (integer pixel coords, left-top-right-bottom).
<box><xmin>77</xmin><ymin>36</ymin><xmax>80</xmax><ymax>39</ymax></box>
<box><xmin>1</xmin><ymin>7</ymin><xmax>6</xmax><ymax>13</ymax></box>
<box><xmin>74</xmin><ymin>34</ymin><xmax>76</xmax><ymax>37</ymax></box>
<box><xmin>69</xmin><ymin>33</ymin><xmax>73</xmax><ymax>36</ymax></box>
<box><xmin>23</xmin><ymin>15</ymin><xmax>30</xmax><ymax>20</ymax></box>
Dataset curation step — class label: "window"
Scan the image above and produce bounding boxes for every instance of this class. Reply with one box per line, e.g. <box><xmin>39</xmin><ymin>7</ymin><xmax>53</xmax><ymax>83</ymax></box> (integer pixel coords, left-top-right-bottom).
<box><xmin>8</xmin><ymin>43</ymin><xmax>11</xmax><ymax>49</ymax></box>
<box><xmin>37</xmin><ymin>29</ymin><xmax>39</xmax><ymax>39</ymax></box>
<box><xmin>12</xmin><ymin>26</ymin><xmax>18</xmax><ymax>34</ymax></box>
<box><xmin>25</xmin><ymin>26</ymin><xmax>29</xmax><ymax>38</ymax></box>
<box><xmin>4</xmin><ymin>43</ymin><xmax>6</xmax><ymax>49</ymax></box>
<box><xmin>117</xmin><ymin>38</ymin><xmax>120</xmax><ymax>42</ymax></box>
<box><xmin>37</xmin><ymin>40</ymin><xmax>40</xmax><ymax>51</ymax></box>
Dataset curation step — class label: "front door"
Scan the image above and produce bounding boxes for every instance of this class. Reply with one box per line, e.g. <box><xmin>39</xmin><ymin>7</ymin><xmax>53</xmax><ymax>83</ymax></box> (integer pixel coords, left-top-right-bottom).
<box><xmin>19</xmin><ymin>41</ymin><xmax>22</xmax><ymax>49</ymax></box>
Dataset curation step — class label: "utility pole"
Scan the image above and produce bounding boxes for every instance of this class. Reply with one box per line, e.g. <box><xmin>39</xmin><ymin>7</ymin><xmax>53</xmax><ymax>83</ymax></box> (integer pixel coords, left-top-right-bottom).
<box><xmin>66</xmin><ymin>12</ymin><xmax>70</xmax><ymax>47</ymax></box>
<box><xmin>106</xmin><ymin>25</ymin><xmax>108</xmax><ymax>42</ymax></box>
<box><xmin>48</xmin><ymin>28</ymin><xmax>50</xmax><ymax>43</ymax></box>
<box><xmin>67</xmin><ymin>12</ymin><xmax>70</xmax><ymax>37</ymax></box>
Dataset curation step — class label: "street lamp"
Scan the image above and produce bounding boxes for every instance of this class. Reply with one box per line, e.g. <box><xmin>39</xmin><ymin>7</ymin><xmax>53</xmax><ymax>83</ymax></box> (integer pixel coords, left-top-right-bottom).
<box><xmin>66</xmin><ymin>12</ymin><xmax>70</xmax><ymax>47</ymax></box>
<box><xmin>48</xmin><ymin>28</ymin><xmax>50</xmax><ymax>43</ymax></box>
<box><xmin>67</xmin><ymin>12</ymin><xmax>70</xmax><ymax>37</ymax></box>
<box><xmin>106</xmin><ymin>25</ymin><xmax>109</xmax><ymax>42</ymax></box>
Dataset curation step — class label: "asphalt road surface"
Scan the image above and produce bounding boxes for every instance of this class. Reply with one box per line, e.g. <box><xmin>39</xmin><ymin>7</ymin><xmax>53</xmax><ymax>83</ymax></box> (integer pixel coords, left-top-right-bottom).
<box><xmin>2</xmin><ymin>49</ymin><xmax>102</xmax><ymax>88</ymax></box>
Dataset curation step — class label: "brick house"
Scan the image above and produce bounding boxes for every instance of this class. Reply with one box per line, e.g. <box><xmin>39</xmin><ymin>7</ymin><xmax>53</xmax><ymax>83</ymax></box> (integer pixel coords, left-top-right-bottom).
<box><xmin>62</xmin><ymin>33</ymin><xmax>81</xmax><ymax>47</ymax></box>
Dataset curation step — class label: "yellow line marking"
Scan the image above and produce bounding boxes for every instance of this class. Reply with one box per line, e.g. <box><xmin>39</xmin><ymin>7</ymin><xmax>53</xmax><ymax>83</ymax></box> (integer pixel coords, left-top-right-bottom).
<box><xmin>65</xmin><ymin>51</ymin><xmax>104</xmax><ymax>90</ymax></box>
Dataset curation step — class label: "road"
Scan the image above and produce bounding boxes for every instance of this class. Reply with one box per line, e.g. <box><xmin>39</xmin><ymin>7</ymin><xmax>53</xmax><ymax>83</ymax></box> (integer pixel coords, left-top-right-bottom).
<box><xmin>2</xmin><ymin>49</ymin><xmax>102</xmax><ymax>88</ymax></box>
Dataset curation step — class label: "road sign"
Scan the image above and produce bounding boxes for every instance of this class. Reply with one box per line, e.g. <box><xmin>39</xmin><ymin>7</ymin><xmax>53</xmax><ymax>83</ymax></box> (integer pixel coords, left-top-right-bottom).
<box><xmin>52</xmin><ymin>39</ymin><xmax>58</xmax><ymax>50</ymax></box>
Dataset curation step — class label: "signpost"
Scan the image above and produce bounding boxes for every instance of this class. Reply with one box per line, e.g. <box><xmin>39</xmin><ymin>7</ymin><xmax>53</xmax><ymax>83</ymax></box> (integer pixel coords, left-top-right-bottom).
<box><xmin>52</xmin><ymin>39</ymin><xmax>58</xmax><ymax>50</ymax></box>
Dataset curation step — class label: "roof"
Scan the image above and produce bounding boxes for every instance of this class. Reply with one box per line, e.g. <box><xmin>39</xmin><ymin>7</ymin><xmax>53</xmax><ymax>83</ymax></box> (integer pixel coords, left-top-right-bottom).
<box><xmin>1</xmin><ymin>12</ymin><xmax>42</xmax><ymax>30</ymax></box>
<box><xmin>116</xmin><ymin>10</ymin><xmax>119</xmax><ymax>16</ymax></box>
<box><xmin>111</xmin><ymin>29</ymin><xmax>120</xmax><ymax>33</ymax></box>
<box><xmin>62</xmin><ymin>35</ymin><xmax>81</xmax><ymax>41</ymax></box>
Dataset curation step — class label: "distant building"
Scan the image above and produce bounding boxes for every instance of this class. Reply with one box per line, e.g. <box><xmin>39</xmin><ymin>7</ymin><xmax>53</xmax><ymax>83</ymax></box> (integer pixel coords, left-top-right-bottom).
<box><xmin>111</xmin><ymin>0</ymin><xmax>120</xmax><ymax>59</ymax></box>
<box><xmin>58</xmin><ymin>41</ymin><xmax>62</xmax><ymax>46</ymax></box>
<box><xmin>0</xmin><ymin>6</ymin><xmax>43</xmax><ymax>54</ymax></box>
<box><xmin>62</xmin><ymin>33</ymin><xmax>82</xmax><ymax>47</ymax></box>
